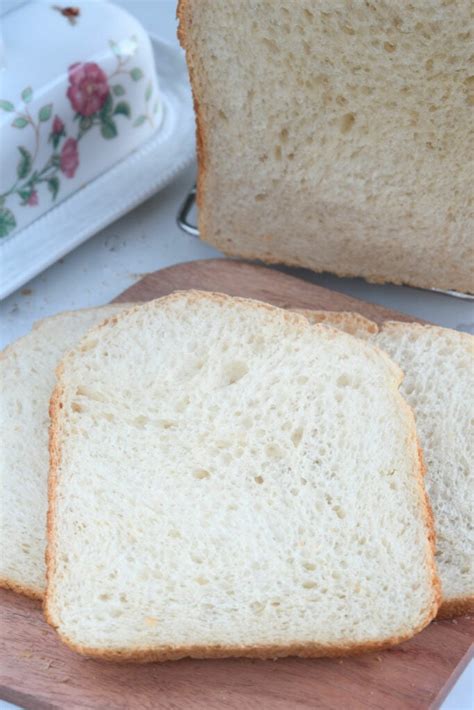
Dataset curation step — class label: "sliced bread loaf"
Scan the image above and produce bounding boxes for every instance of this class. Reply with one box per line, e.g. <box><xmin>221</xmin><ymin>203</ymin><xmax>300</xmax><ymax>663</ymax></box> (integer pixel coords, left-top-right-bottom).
<box><xmin>46</xmin><ymin>291</ymin><xmax>438</xmax><ymax>660</ymax></box>
<box><xmin>298</xmin><ymin>310</ymin><xmax>474</xmax><ymax>618</ymax></box>
<box><xmin>178</xmin><ymin>0</ymin><xmax>474</xmax><ymax>293</ymax></box>
<box><xmin>0</xmin><ymin>305</ymin><xmax>130</xmax><ymax>598</ymax></box>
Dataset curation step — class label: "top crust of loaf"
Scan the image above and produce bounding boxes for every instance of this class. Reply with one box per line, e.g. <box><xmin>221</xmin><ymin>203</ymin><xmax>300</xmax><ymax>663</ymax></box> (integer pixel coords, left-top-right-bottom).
<box><xmin>46</xmin><ymin>290</ymin><xmax>439</xmax><ymax>660</ymax></box>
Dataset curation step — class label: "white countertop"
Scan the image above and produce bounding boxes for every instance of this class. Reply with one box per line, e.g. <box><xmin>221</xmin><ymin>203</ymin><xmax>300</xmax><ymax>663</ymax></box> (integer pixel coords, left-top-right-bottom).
<box><xmin>1</xmin><ymin>2</ymin><xmax>472</xmax><ymax>708</ymax></box>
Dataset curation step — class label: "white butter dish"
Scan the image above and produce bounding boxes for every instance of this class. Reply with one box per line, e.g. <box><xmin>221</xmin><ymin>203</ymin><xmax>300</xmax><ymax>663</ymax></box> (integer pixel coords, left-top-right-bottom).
<box><xmin>0</xmin><ymin>2</ymin><xmax>195</xmax><ymax>298</ymax></box>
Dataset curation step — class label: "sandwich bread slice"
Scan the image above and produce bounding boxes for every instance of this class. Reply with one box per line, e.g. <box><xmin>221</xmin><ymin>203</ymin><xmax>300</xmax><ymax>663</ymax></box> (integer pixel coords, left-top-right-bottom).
<box><xmin>46</xmin><ymin>291</ymin><xmax>438</xmax><ymax>660</ymax></box>
<box><xmin>0</xmin><ymin>305</ymin><xmax>130</xmax><ymax>598</ymax></box>
<box><xmin>298</xmin><ymin>310</ymin><xmax>474</xmax><ymax>618</ymax></box>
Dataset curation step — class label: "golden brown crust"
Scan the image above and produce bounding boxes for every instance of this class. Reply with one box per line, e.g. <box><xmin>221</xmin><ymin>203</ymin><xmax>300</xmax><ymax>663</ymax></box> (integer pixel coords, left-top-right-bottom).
<box><xmin>184</xmin><ymin>231</ymin><xmax>474</xmax><ymax>295</ymax></box>
<box><xmin>0</xmin><ymin>577</ymin><xmax>43</xmax><ymax>601</ymax></box>
<box><xmin>47</xmin><ymin>625</ymin><xmax>439</xmax><ymax>663</ymax></box>
<box><xmin>45</xmin><ymin>290</ymin><xmax>440</xmax><ymax>657</ymax></box>
<box><xmin>407</xmin><ymin>433</ymin><xmax>440</xmax><ymax>623</ymax></box>
<box><xmin>177</xmin><ymin>0</ymin><xmax>209</xmax><ymax>236</ymax></box>
<box><xmin>44</xmin><ymin>376</ymin><xmax>65</xmax><ymax>627</ymax></box>
<box><xmin>437</xmin><ymin>597</ymin><xmax>474</xmax><ymax>620</ymax></box>
<box><xmin>415</xmin><ymin>443</ymin><xmax>441</xmax><ymax>618</ymax></box>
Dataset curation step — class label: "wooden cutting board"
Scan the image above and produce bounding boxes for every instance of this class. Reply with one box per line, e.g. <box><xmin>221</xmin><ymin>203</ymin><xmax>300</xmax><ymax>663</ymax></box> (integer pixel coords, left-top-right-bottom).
<box><xmin>1</xmin><ymin>259</ymin><xmax>472</xmax><ymax>710</ymax></box>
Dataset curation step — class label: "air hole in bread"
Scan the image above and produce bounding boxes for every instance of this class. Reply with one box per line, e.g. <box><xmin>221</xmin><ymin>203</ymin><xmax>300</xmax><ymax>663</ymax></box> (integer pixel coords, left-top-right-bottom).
<box><xmin>224</xmin><ymin>361</ymin><xmax>248</xmax><ymax>385</ymax></box>
<box><xmin>292</xmin><ymin>427</ymin><xmax>304</xmax><ymax>447</ymax></box>
<box><xmin>340</xmin><ymin>113</ymin><xmax>356</xmax><ymax>134</ymax></box>
<box><xmin>158</xmin><ymin>420</ymin><xmax>177</xmax><ymax>429</ymax></box>
<box><xmin>266</xmin><ymin>443</ymin><xmax>282</xmax><ymax>459</ymax></box>
<box><xmin>79</xmin><ymin>338</ymin><xmax>98</xmax><ymax>352</ymax></box>
<box><xmin>194</xmin><ymin>469</ymin><xmax>210</xmax><ymax>480</ymax></box>
<box><xmin>333</xmin><ymin>505</ymin><xmax>346</xmax><ymax>519</ymax></box>
<box><xmin>175</xmin><ymin>396</ymin><xmax>190</xmax><ymax>412</ymax></box>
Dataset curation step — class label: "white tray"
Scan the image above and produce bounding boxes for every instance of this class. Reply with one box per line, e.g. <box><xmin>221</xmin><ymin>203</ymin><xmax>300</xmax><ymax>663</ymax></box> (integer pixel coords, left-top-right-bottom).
<box><xmin>0</xmin><ymin>36</ymin><xmax>195</xmax><ymax>299</ymax></box>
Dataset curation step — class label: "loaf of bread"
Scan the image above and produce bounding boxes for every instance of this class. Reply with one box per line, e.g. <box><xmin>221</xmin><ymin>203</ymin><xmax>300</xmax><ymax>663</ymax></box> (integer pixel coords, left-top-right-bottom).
<box><xmin>46</xmin><ymin>291</ymin><xmax>438</xmax><ymax>660</ymax></box>
<box><xmin>178</xmin><ymin>0</ymin><xmax>474</xmax><ymax>293</ymax></box>
<box><xmin>298</xmin><ymin>310</ymin><xmax>474</xmax><ymax>618</ymax></box>
<box><xmin>0</xmin><ymin>305</ymin><xmax>129</xmax><ymax>598</ymax></box>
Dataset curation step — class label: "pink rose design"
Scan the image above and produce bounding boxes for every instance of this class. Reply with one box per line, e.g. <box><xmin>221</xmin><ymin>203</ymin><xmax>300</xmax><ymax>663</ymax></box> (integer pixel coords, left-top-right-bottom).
<box><xmin>60</xmin><ymin>137</ymin><xmax>79</xmax><ymax>178</ymax></box>
<box><xmin>67</xmin><ymin>62</ymin><xmax>109</xmax><ymax>117</ymax></box>
<box><xmin>27</xmin><ymin>190</ymin><xmax>38</xmax><ymax>206</ymax></box>
<box><xmin>52</xmin><ymin>115</ymin><xmax>65</xmax><ymax>134</ymax></box>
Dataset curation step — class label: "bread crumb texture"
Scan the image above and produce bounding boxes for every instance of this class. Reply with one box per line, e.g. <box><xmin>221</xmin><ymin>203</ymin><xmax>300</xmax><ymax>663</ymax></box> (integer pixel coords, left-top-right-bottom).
<box><xmin>179</xmin><ymin>0</ymin><xmax>474</xmax><ymax>292</ymax></box>
<box><xmin>298</xmin><ymin>310</ymin><xmax>474</xmax><ymax>616</ymax></box>
<box><xmin>0</xmin><ymin>305</ymin><xmax>131</xmax><ymax>598</ymax></box>
<box><xmin>47</xmin><ymin>292</ymin><xmax>438</xmax><ymax>657</ymax></box>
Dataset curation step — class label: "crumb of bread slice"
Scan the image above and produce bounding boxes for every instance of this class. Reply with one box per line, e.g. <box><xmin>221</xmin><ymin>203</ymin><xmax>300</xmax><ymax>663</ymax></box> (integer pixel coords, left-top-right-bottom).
<box><xmin>46</xmin><ymin>290</ymin><xmax>438</xmax><ymax>660</ymax></box>
<box><xmin>298</xmin><ymin>309</ymin><xmax>474</xmax><ymax>619</ymax></box>
<box><xmin>0</xmin><ymin>305</ymin><xmax>132</xmax><ymax>598</ymax></box>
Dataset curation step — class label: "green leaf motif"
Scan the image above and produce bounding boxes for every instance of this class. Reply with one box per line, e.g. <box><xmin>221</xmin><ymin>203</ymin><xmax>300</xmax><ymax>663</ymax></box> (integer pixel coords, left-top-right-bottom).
<box><xmin>133</xmin><ymin>115</ymin><xmax>146</xmax><ymax>127</ymax></box>
<box><xmin>0</xmin><ymin>196</ymin><xmax>4</xmax><ymax>207</ymax></box>
<box><xmin>153</xmin><ymin>100</ymin><xmax>159</xmax><ymax>115</ymax></box>
<box><xmin>48</xmin><ymin>176</ymin><xmax>60</xmax><ymax>201</ymax></box>
<box><xmin>0</xmin><ymin>208</ymin><xmax>16</xmax><ymax>237</ymax></box>
<box><xmin>145</xmin><ymin>82</ymin><xmax>152</xmax><ymax>102</ymax></box>
<box><xmin>51</xmin><ymin>155</ymin><xmax>61</xmax><ymax>168</ymax></box>
<box><xmin>113</xmin><ymin>84</ymin><xmax>125</xmax><ymax>97</ymax></box>
<box><xmin>100</xmin><ymin>92</ymin><xmax>113</xmax><ymax>118</ymax></box>
<box><xmin>113</xmin><ymin>101</ymin><xmax>131</xmax><ymax>118</ymax></box>
<box><xmin>18</xmin><ymin>188</ymin><xmax>32</xmax><ymax>204</ymax></box>
<box><xmin>50</xmin><ymin>132</ymin><xmax>61</xmax><ymax>150</ymax></box>
<box><xmin>17</xmin><ymin>146</ymin><xmax>32</xmax><ymax>179</ymax></box>
<box><xmin>79</xmin><ymin>116</ymin><xmax>93</xmax><ymax>131</ymax></box>
<box><xmin>22</xmin><ymin>87</ymin><xmax>33</xmax><ymax>104</ymax></box>
<box><xmin>130</xmin><ymin>67</ymin><xmax>143</xmax><ymax>81</ymax></box>
<box><xmin>101</xmin><ymin>117</ymin><xmax>118</xmax><ymax>139</ymax></box>
<box><xmin>0</xmin><ymin>99</ymin><xmax>15</xmax><ymax>112</ymax></box>
<box><xmin>12</xmin><ymin>116</ymin><xmax>28</xmax><ymax>129</ymax></box>
<box><xmin>38</xmin><ymin>104</ymin><xmax>53</xmax><ymax>122</ymax></box>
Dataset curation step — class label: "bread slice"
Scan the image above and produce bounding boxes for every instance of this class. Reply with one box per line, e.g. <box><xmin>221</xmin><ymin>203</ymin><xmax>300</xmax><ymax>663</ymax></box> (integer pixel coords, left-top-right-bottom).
<box><xmin>0</xmin><ymin>305</ymin><xmax>130</xmax><ymax>599</ymax></box>
<box><xmin>46</xmin><ymin>291</ymin><xmax>438</xmax><ymax>660</ymax></box>
<box><xmin>299</xmin><ymin>310</ymin><xmax>474</xmax><ymax>618</ymax></box>
<box><xmin>178</xmin><ymin>0</ymin><xmax>474</xmax><ymax>293</ymax></box>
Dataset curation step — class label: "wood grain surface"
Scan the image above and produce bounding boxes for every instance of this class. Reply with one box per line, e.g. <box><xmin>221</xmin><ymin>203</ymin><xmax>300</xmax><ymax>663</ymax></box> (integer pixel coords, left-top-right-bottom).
<box><xmin>1</xmin><ymin>259</ymin><xmax>472</xmax><ymax>710</ymax></box>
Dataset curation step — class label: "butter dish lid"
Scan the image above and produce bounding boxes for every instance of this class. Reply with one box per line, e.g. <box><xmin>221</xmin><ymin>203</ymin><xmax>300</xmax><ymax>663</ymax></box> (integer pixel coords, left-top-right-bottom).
<box><xmin>0</xmin><ymin>2</ymin><xmax>196</xmax><ymax>298</ymax></box>
<box><xmin>1</xmin><ymin>0</ymin><xmax>164</xmax><ymax>238</ymax></box>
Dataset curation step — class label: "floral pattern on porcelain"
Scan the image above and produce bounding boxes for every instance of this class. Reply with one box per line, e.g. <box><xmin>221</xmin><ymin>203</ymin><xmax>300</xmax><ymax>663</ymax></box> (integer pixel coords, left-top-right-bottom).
<box><xmin>0</xmin><ymin>36</ymin><xmax>160</xmax><ymax>238</ymax></box>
